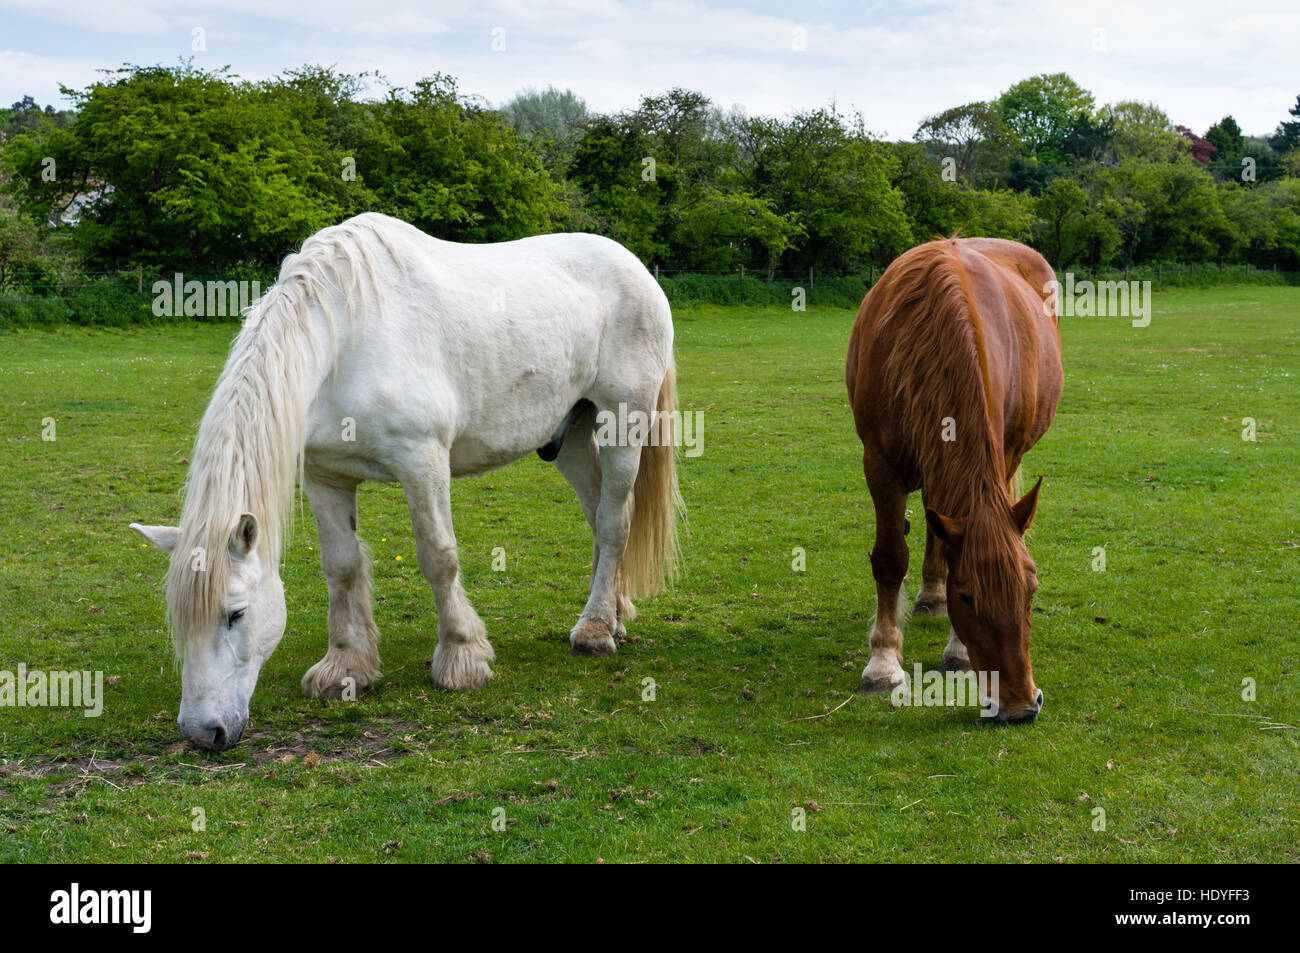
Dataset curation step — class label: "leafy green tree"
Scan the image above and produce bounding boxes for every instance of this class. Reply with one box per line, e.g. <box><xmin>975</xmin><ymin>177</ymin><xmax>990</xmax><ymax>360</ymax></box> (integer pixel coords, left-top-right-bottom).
<box><xmin>355</xmin><ymin>75</ymin><xmax>565</xmax><ymax>243</ymax></box>
<box><xmin>500</xmin><ymin>85</ymin><xmax>589</xmax><ymax>170</ymax></box>
<box><xmin>734</xmin><ymin>107</ymin><xmax>912</xmax><ymax>272</ymax></box>
<box><xmin>1060</xmin><ymin>111</ymin><xmax>1114</xmax><ymax>166</ymax></box>
<box><xmin>1204</xmin><ymin>116</ymin><xmax>1249</xmax><ymax>181</ymax></box>
<box><xmin>997</xmin><ymin>73</ymin><xmax>1095</xmax><ymax>166</ymax></box>
<box><xmin>0</xmin><ymin>205</ymin><xmax>52</xmax><ymax>290</ymax></box>
<box><xmin>963</xmin><ymin>189</ymin><xmax>1036</xmax><ymax>242</ymax></box>
<box><xmin>1101</xmin><ymin>160</ymin><xmax>1234</xmax><ymax>262</ymax></box>
<box><xmin>889</xmin><ymin>141</ymin><xmax>974</xmax><ymax>241</ymax></box>
<box><xmin>568</xmin><ymin>114</ymin><xmax>667</xmax><ymax>261</ymax></box>
<box><xmin>1099</xmin><ymin>101</ymin><xmax>1183</xmax><ymax>164</ymax></box>
<box><xmin>672</xmin><ymin>189</ymin><xmax>803</xmax><ymax>273</ymax></box>
<box><xmin>2</xmin><ymin>64</ymin><xmax>361</xmax><ymax>269</ymax></box>
<box><xmin>1268</xmin><ymin>95</ymin><xmax>1300</xmax><ymax>155</ymax></box>
<box><xmin>0</xmin><ymin>95</ymin><xmax>76</xmax><ymax>144</ymax></box>
<box><xmin>1219</xmin><ymin>178</ymin><xmax>1300</xmax><ymax>266</ymax></box>
<box><xmin>914</xmin><ymin>102</ymin><xmax>1013</xmax><ymax>186</ymax></box>
<box><xmin>1205</xmin><ymin>116</ymin><xmax>1245</xmax><ymax>157</ymax></box>
<box><xmin>1034</xmin><ymin>178</ymin><xmax>1088</xmax><ymax>264</ymax></box>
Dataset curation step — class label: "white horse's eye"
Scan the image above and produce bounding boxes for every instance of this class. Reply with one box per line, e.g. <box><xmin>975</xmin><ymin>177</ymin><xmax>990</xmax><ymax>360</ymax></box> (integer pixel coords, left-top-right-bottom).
<box><xmin>227</xmin><ymin>608</ymin><xmax>245</xmax><ymax>627</ymax></box>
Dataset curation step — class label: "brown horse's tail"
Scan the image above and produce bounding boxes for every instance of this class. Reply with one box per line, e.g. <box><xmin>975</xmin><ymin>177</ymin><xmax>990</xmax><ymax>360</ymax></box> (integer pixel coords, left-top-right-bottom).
<box><xmin>623</xmin><ymin>363</ymin><xmax>682</xmax><ymax>599</ymax></box>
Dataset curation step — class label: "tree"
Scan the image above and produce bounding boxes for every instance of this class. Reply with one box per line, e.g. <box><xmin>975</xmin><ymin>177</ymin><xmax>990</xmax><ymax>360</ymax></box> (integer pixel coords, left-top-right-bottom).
<box><xmin>568</xmin><ymin>114</ymin><xmax>667</xmax><ymax>261</ymax></box>
<box><xmin>1060</xmin><ymin>112</ymin><xmax>1114</xmax><ymax>166</ymax></box>
<box><xmin>500</xmin><ymin>86</ymin><xmax>589</xmax><ymax>169</ymax></box>
<box><xmin>914</xmin><ymin>102</ymin><xmax>1013</xmax><ymax>186</ymax></box>
<box><xmin>1099</xmin><ymin>101</ymin><xmax>1182</xmax><ymax>164</ymax></box>
<box><xmin>1203</xmin><ymin>115</ymin><xmax>1248</xmax><ymax>181</ymax></box>
<box><xmin>997</xmin><ymin>74</ymin><xmax>1095</xmax><ymax>165</ymax></box>
<box><xmin>1176</xmin><ymin>126</ymin><xmax>1218</xmax><ymax>165</ymax></box>
<box><xmin>0</xmin><ymin>95</ymin><xmax>76</xmax><ymax>144</ymax></box>
<box><xmin>1034</xmin><ymin>178</ymin><xmax>1088</xmax><ymax>264</ymax></box>
<box><xmin>2</xmin><ymin>64</ymin><xmax>362</xmax><ymax>269</ymax></box>
<box><xmin>734</xmin><ymin>107</ymin><xmax>912</xmax><ymax>272</ymax></box>
<box><xmin>355</xmin><ymin>75</ymin><xmax>565</xmax><ymax>243</ymax></box>
<box><xmin>1219</xmin><ymin>178</ymin><xmax>1300</xmax><ymax>266</ymax></box>
<box><xmin>672</xmin><ymin>190</ymin><xmax>803</xmax><ymax>274</ymax></box>
<box><xmin>1268</xmin><ymin>95</ymin><xmax>1300</xmax><ymax>155</ymax></box>
<box><xmin>1101</xmin><ymin>160</ymin><xmax>1233</xmax><ymax>263</ymax></box>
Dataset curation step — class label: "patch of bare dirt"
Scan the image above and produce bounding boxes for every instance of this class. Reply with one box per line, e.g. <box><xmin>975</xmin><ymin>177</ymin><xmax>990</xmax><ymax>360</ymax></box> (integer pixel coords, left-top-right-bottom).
<box><xmin>0</xmin><ymin>718</ymin><xmax>425</xmax><ymax>794</ymax></box>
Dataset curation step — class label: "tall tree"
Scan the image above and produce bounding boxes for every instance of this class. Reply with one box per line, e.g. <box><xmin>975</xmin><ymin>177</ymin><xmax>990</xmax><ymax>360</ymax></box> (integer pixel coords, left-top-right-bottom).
<box><xmin>1099</xmin><ymin>101</ymin><xmax>1182</xmax><ymax>164</ymax></box>
<box><xmin>1268</xmin><ymin>95</ymin><xmax>1300</xmax><ymax>155</ymax></box>
<box><xmin>354</xmin><ymin>74</ymin><xmax>565</xmax><ymax>243</ymax></box>
<box><xmin>997</xmin><ymin>73</ymin><xmax>1096</xmax><ymax>163</ymax></box>
<box><xmin>1</xmin><ymin>64</ymin><xmax>362</xmax><ymax>268</ymax></box>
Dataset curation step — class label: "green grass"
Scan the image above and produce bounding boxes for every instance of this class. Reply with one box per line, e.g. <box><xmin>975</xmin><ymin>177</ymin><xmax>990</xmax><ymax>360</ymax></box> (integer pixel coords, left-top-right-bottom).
<box><xmin>1</xmin><ymin>286</ymin><xmax>1297</xmax><ymax>863</ymax></box>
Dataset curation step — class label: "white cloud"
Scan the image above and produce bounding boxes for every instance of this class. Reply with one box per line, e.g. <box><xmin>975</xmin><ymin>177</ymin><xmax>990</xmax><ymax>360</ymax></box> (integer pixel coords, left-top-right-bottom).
<box><xmin>0</xmin><ymin>0</ymin><xmax>1295</xmax><ymax>137</ymax></box>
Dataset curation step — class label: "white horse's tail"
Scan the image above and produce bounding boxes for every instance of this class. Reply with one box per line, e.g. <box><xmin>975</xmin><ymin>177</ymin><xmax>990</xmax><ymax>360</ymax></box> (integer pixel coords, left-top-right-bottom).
<box><xmin>623</xmin><ymin>363</ymin><xmax>682</xmax><ymax>599</ymax></box>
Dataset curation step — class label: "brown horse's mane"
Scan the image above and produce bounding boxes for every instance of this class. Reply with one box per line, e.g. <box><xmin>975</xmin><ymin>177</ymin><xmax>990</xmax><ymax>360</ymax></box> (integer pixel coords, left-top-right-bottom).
<box><xmin>871</xmin><ymin>238</ymin><xmax>1027</xmax><ymax>604</ymax></box>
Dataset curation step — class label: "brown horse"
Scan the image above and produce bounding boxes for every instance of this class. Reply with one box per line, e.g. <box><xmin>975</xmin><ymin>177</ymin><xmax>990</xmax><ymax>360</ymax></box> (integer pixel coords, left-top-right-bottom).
<box><xmin>845</xmin><ymin>237</ymin><xmax>1063</xmax><ymax>723</ymax></box>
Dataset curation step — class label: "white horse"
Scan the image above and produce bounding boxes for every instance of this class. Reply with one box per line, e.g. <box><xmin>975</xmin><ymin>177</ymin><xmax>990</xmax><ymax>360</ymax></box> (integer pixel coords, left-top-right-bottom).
<box><xmin>131</xmin><ymin>213</ymin><xmax>680</xmax><ymax>751</ymax></box>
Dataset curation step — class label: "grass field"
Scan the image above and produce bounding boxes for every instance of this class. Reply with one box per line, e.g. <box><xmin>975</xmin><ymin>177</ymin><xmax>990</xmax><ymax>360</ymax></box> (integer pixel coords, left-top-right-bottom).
<box><xmin>1</xmin><ymin>286</ymin><xmax>1297</xmax><ymax>863</ymax></box>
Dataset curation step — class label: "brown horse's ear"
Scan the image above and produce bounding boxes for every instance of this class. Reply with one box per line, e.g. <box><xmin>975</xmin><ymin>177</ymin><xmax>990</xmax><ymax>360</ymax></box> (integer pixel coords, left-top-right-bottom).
<box><xmin>1011</xmin><ymin>476</ymin><xmax>1044</xmax><ymax>535</ymax></box>
<box><xmin>925</xmin><ymin>508</ymin><xmax>965</xmax><ymax>548</ymax></box>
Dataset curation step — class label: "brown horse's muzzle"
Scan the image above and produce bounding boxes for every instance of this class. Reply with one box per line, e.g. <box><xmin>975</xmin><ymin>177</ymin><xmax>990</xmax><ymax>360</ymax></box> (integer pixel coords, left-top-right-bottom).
<box><xmin>992</xmin><ymin>688</ymin><xmax>1044</xmax><ymax>724</ymax></box>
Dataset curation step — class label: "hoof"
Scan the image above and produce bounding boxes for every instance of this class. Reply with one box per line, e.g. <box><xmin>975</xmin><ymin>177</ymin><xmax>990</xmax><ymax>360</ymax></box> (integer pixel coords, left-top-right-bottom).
<box><xmin>570</xmin><ymin>616</ymin><xmax>617</xmax><ymax>658</ymax></box>
<box><xmin>432</xmin><ymin>639</ymin><xmax>495</xmax><ymax>691</ymax></box>
<box><xmin>913</xmin><ymin>598</ymin><xmax>947</xmax><ymax>617</ymax></box>
<box><xmin>859</xmin><ymin>666</ymin><xmax>906</xmax><ymax>695</ymax></box>
<box><xmin>301</xmin><ymin>654</ymin><xmax>378</xmax><ymax>700</ymax></box>
<box><xmin>938</xmin><ymin>655</ymin><xmax>972</xmax><ymax>673</ymax></box>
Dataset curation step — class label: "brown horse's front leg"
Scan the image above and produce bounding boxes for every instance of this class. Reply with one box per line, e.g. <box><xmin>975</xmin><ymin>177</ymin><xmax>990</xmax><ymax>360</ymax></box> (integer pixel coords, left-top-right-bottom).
<box><xmin>861</xmin><ymin>453</ymin><xmax>910</xmax><ymax>695</ymax></box>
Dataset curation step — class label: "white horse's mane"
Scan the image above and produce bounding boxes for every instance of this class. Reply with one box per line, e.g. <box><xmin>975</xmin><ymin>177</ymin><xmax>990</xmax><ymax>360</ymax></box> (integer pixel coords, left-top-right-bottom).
<box><xmin>166</xmin><ymin>216</ymin><xmax>398</xmax><ymax>654</ymax></box>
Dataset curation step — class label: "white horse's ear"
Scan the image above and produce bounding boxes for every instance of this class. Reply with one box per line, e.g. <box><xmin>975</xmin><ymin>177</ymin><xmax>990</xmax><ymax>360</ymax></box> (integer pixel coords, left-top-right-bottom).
<box><xmin>131</xmin><ymin>523</ymin><xmax>180</xmax><ymax>553</ymax></box>
<box><xmin>229</xmin><ymin>513</ymin><xmax>258</xmax><ymax>559</ymax></box>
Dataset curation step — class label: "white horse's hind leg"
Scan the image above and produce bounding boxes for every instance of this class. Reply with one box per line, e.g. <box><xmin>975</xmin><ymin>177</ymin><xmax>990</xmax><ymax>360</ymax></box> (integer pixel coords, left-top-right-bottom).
<box><xmin>569</xmin><ymin>439</ymin><xmax>641</xmax><ymax>657</ymax></box>
<box><xmin>940</xmin><ymin>627</ymin><xmax>972</xmax><ymax>672</ymax></box>
<box><xmin>301</xmin><ymin>476</ymin><xmax>381</xmax><ymax>699</ymax></box>
<box><xmin>401</xmin><ymin>446</ymin><xmax>495</xmax><ymax>691</ymax></box>
<box><xmin>552</xmin><ymin>411</ymin><xmax>635</xmax><ymax>642</ymax></box>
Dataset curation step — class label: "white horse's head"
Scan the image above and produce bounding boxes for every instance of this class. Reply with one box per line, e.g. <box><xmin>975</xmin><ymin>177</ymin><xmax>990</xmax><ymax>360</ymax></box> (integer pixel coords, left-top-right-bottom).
<box><xmin>131</xmin><ymin>514</ymin><xmax>286</xmax><ymax>750</ymax></box>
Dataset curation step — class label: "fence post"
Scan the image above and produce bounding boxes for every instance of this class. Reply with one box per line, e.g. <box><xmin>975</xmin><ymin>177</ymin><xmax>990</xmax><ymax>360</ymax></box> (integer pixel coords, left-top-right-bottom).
<box><xmin>137</xmin><ymin>264</ymin><xmax>143</xmax><ymax>294</ymax></box>
<box><xmin>739</xmin><ymin>264</ymin><xmax>744</xmax><ymax>290</ymax></box>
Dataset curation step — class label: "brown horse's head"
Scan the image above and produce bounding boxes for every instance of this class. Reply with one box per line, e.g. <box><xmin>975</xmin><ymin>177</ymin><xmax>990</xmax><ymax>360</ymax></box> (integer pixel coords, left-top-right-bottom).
<box><xmin>925</xmin><ymin>477</ymin><xmax>1044</xmax><ymax>723</ymax></box>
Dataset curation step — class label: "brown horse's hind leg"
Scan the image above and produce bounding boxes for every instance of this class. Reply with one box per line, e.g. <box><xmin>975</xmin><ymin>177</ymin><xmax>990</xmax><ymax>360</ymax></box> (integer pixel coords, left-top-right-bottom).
<box><xmin>915</xmin><ymin>522</ymin><xmax>948</xmax><ymax>616</ymax></box>
<box><xmin>860</xmin><ymin>452</ymin><xmax>910</xmax><ymax>695</ymax></box>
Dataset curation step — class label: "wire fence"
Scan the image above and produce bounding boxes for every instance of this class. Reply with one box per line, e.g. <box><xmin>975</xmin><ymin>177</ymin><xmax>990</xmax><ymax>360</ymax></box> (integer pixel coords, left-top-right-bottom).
<box><xmin>1</xmin><ymin>260</ymin><xmax>1296</xmax><ymax>328</ymax></box>
<box><xmin>1</xmin><ymin>260</ymin><xmax>1296</xmax><ymax>293</ymax></box>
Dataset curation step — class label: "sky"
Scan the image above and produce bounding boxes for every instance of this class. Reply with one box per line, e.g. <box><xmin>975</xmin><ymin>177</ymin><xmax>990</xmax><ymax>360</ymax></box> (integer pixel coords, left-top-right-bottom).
<box><xmin>0</xmin><ymin>0</ymin><xmax>1296</xmax><ymax>139</ymax></box>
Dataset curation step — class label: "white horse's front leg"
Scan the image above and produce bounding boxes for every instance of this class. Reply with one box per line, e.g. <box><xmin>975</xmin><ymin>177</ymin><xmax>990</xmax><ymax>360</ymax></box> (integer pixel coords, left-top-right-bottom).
<box><xmin>570</xmin><ymin>441</ymin><xmax>640</xmax><ymax>657</ymax></box>
<box><xmin>301</xmin><ymin>475</ymin><xmax>381</xmax><ymax>699</ymax></box>
<box><xmin>401</xmin><ymin>446</ymin><xmax>495</xmax><ymax>690</ymax></box>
